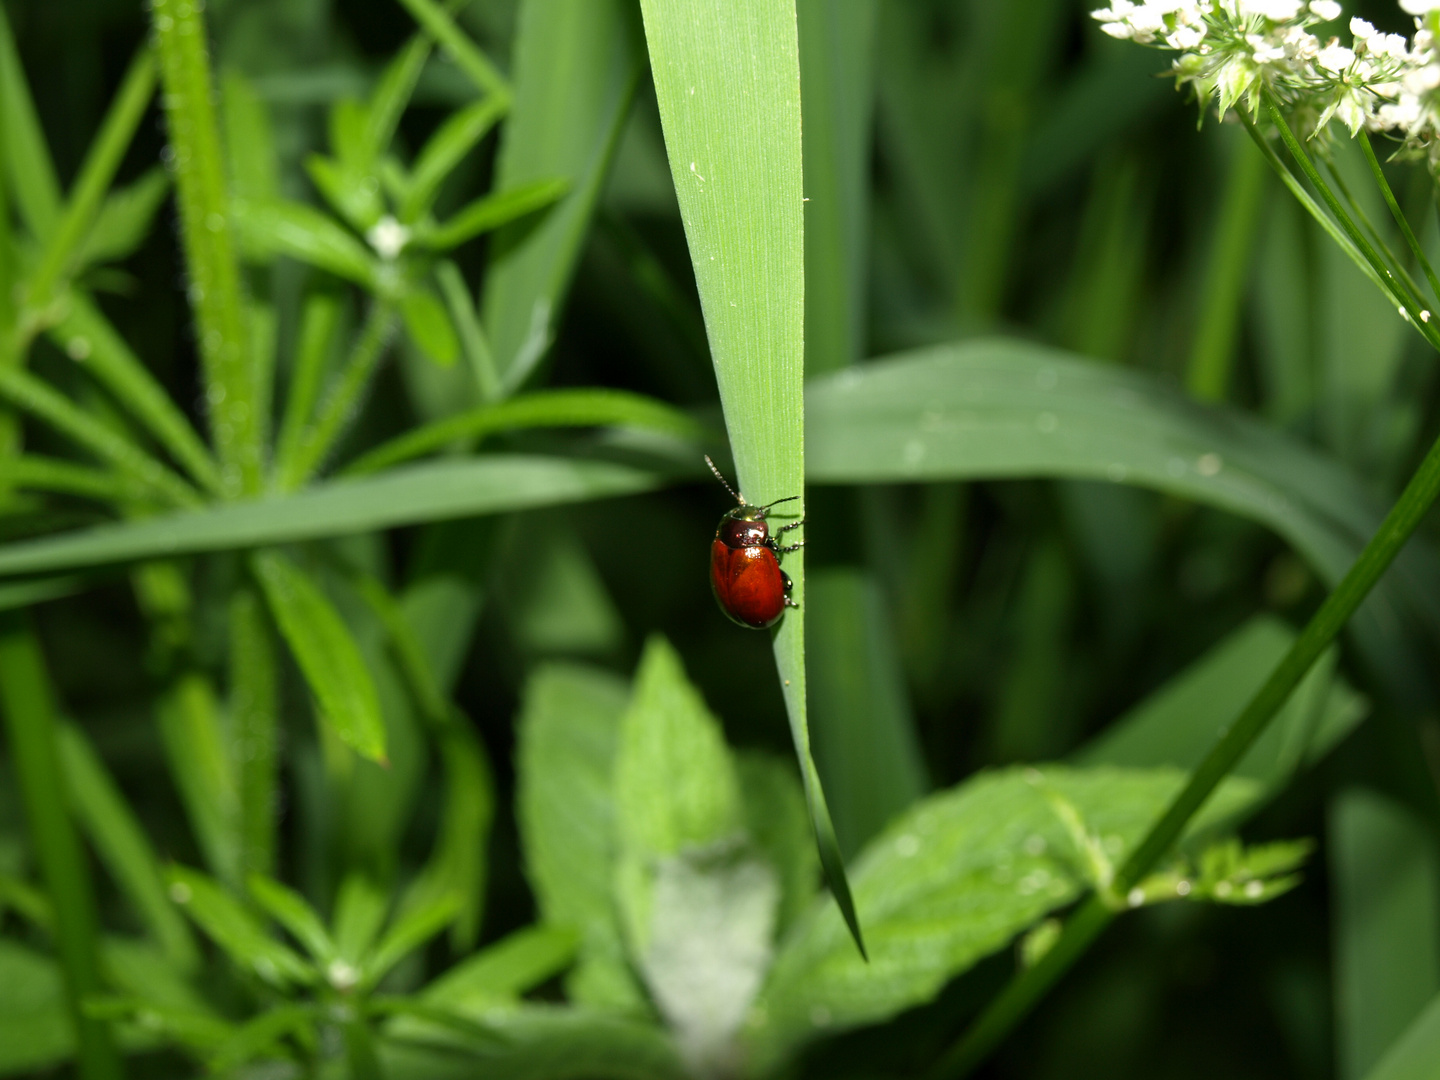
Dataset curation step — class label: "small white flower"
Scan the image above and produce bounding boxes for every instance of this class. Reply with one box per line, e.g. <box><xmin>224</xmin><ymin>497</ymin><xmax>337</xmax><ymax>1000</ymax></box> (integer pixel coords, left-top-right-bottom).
<box><xmin>1284</xmin><ymin>24</ymin><xmax>1320</xmax><ymax>59</ymax></box>
<box><xmin>1401</xmin><ymin>0</ymin><xmax>1440</xmax><ymax>15</ymax></box>
<box><xmin>1240</xmin><ymin>0</ymin><xmax>1304</xmax><ymax>20</ymax></box>
<box><xmin>1309</xmin><ymin>0</ymin><xmax>1341</xmax><ymax>20</ymax></box>
<box><xmin>1378</xmin><ymin>33</ymin><xmax>1413</xmax><ymax>60</ymax></box>
<box><xmin>1317</xmin><ymin>43</ymin><xmax>1355</xmax><ymax>72</ymax></box>
<box><xmin>1091</xmin><ymin>0</ymin><xmax>1136</xmax><ymax>20</ymax></box>
<box><xmin>366</xmin><ymin>215</ymin><xmax>410</xmax><ymax>260</ymax></box>
<box><xmin>1099</xmin><ymin>20</ymin><xmax>1136</xmax><ymax>38</ymax></box>
<box><xmin>1404</xmin><ymin>62</ymin><xmax>1440</xmax><ymax>93</ymax></box>
<box><xmin>1128</xmin><ymin>7</ymin><xmax>1167</xmax><ymax>42</ymax></box>
<box><xmin>1349</xmin><ymin>17</ymin><xmax>1377</xmax><ymax>41</ymax></box>
<box><xmin>1167</xmin><ymin>23</ymin><xmax>1206</xmax><ymax>48</ymax></box>
<box><xmin>1248</xmin><ymin>33</ymin><xmax>1287</xmax><ymax>63</ymax></box>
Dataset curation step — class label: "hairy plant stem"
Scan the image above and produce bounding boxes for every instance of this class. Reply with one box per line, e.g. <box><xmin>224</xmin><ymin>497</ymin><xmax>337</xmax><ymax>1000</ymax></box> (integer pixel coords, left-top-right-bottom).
<box><xmin>0</xmin><ymin>611</ymin><xmax>123</xmax><ymax>1080</ymax></box>
<box><xmin>929</xmin><ymin>418</ymin><xmax>1440</xmax><ymax>1077</ymax></box>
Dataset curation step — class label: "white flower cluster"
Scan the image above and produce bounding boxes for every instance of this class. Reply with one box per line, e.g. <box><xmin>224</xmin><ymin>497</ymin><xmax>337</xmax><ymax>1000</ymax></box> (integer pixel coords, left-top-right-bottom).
<box><xmin>1092</xmin><ymin>1</ymin><xmax>1440</xmax><ymax>166</ymax></box>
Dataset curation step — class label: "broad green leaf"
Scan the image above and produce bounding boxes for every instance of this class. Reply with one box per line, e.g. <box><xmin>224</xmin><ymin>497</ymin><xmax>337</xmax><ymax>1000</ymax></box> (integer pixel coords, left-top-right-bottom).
<box><xmin>233</xmin><ymin>199</ymin><xmax>379</xmax><ymax>287</ymax></box>
<box><xmin>482</xmin><ymin>0</ymin><xmax>642</xmax><ymax>388</ymax></box>
<box><xmin>804</xmin><ymin>339</ymin><xmax>1440</xmax><ymax>700</ymax></box>
<box><xmin>221</xmin><ymin>69</ymin><xmax>279</xmax><ymax>204</ymax></box>
<box><xmin>251</xmin><ymin>549</ymin><xmax>387</xmax><ymax>763</ymax></box>
<box><xmin>420</xmin><ymin>178</ymin><xmax>571</xmax><ymax>252</ymax></box>
<box><xmin>807</xmin><ymin>568</ymin><xmax>927</xmax><ymax>857</ymax></box>
<box><xmin>1365</xmin><ymin>993</ymin><xmax>1440</xmax><ymax>1080</ymax></box>
<box><xmin>515</xmin><ymin>662</ymin><xmax>644</xmax><ymax>1009</ymax></box>
<box><xmin>346</xmin><ymin>387</ymin><xmax>701</xmax><ymax>476</ymax></box>
<box><xmin>248</xmin><ymin>874</ymin><xmax>335</xmax><ymax>964</ymax></box>
<box><xmin>418</xmin><ymin>925</ymin><xmax>580</xmax><ymax>1009</ymax></box>
<box><xmin>614</xmin><ymin>636</ymin><xmax>745</xmax><ymax>952</ymax></box>
<box><xmin>156</xmin><ymin>673</ymin><xmax>240</xmax><ymax>887</ymax></box>
<box><xmin>401</xmin><ymin>97</ymin><xmax>507</xmax><ymax>222</ymax></box>
<box><xmin>166</xmin><ymin>864</ymin><xmax>314</xmax><ymax>987</ymax></box>
<box><xmin>0</xmin><ymin>940</ymin><xmax>71</xmax><ymax>1075</ymax></box>
<box><xmin>745</xmin><ymin>765</ymin><xmax>1261</xmax><ymax>1072</ymax></box>
<box><xmin>400</xmin><ymin>282</ymin><xmax>460</xmax><ymax>367</ymax></box>
<box><xmin>1332</xmin><ymin>790</ymin><xmax>1440</xmax><ymax>1080</ymax></box>
<box><xmin>641</xmin><ymin>0</ymin><xmax>861</xmax><ymax>958</ymax></box>
<box><xmin>75</xmin><ymin>169</ymin><xmax>171</xmax><ymax>269</ymax></box>
<box><xmin>1077</xmin><ymin>615</ymin><xmax>1368</xmax><ymax>790</ymax></box>
<box><xmin>0</xmin><ymin>456</ymin><xmax>669</xmax><ymax>579</ymax></box>
<box><xmin>49</xmin><ymin>294</ymin><xmax>222</xmax><ymax>495</ymax></box>
<box><xmin>57</xmin><ymin>723</ymin><xmax>198</xmax><ymax>971</ymax></box>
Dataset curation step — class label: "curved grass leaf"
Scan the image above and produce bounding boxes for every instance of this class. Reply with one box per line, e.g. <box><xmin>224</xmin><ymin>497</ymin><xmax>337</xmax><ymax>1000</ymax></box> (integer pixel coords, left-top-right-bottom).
<box><xmin>345</xmin><ymin>388</ymin><xmax>703</xmax><ymax>475</ymax></box>
<box><xmin>247</xmin><ymin>874</ymin><xmax>334</xmax><ymax>964</ymax></box>
<box><xmin>640</xmin><ymin>0</ymin><xmax>863</xmax><ymax>957</ymax></box>
<box><xmin>419</xmin><ymin>178</ymin><xmax>571</xmax><ymax>252</ymax></box>
<box><xmin>233</xmin><ymin>198</ymin><xmax>379</xmax><ymax>288</ymax></box>
<box><xmin>0</xmin><ymin>456</ymin><xmax>668</xmax><ymax>579</ymax></box>
<box><xmin>481</xmin><ymin>0</ymin><xmax>643</xmax><ymax>388</ymax></box>
<box><xmin>805</xmin><ymin>339</ymin><xmax>1440</xmax><ymax>696</ymax></box>
<box><xmin>251</xmin><ymin>549</ymin><xmax>387</xmax><ymax>763</ymax></box>
<box><xmin>744</xmin><ymin>765</ymin><xmax>1260</xmax><ymax>1073</ymax></box>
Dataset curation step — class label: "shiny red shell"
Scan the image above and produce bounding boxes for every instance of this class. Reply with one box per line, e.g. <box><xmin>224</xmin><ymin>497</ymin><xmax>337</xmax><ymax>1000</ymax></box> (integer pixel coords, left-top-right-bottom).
<box><xmin>710</xmin><ymin>537</ymin><xmax>787</xmax><ymax>628</ymax></box>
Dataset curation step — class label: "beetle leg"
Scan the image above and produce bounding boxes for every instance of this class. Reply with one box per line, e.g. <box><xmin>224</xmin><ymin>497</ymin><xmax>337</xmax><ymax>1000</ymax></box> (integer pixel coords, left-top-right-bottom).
<box><xmin>776</xmin><ymin>518</ymin><xmax>804</xmax><ymax>534</ymax></box>
<box><xmin>776</xmin><ymin>540</ymin><xmax>805</xmax><ymax>554</ymax></box>
<box><xmin>780</xmin><ymin>570</ymin><xmax>800</xmax><ymax>609</ymax></box>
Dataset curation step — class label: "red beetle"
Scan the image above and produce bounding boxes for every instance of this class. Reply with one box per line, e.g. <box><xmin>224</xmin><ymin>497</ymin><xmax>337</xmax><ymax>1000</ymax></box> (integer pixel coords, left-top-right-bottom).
<box><xmin>705</xmin><ymin>455</ymin><xmax>804</xmax><ymax>629</ymax></box>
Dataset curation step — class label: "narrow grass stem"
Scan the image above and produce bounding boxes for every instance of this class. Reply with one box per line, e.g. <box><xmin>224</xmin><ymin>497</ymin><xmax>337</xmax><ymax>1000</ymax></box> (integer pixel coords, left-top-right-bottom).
<box><xmin>0</xmin><ymin>611</ymin><xmax>123</xmax><ymax>1080</ymax></box>
<box><xmin>1359</xmin><ymin>131</ymin><xmax>1440</xmax><ymax>309</ymax></box>
<box><xmin>280</xmin><ymin>304</ymin><xmax>395</xmax><ymax>490</ymax></box>
<box><xmin>22</xmin><ymin>45</ymin><xmax>156</xmax><ymax>319</ymax></box>
<box><xmin>394</xmin><ymin>0</ymin><xmax>512</xmax><ymax>104</ymax></box>
<box><xmin>1264</xmin><ymin>97</ymin><xmax>1440</xmax><ymax>351</ymax></box>
<box><xmin>1319</xmin><ymin>156</ymin><xmax>1431</xmax><ymax>313</ymax></box>
<box><xmin>930</xmin><ymin>424</ymin><xmax>1440</xmax><ymax>1078</ymax></box>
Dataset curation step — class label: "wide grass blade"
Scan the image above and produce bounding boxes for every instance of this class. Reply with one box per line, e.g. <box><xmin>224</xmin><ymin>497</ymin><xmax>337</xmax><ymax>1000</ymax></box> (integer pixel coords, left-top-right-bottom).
<box><xmin>0</xmin><ymin>6</ymin><xmax>61</xmax><ymax>239</ymax></box>
<box><xmin>0</xmin><ymin>456</ymin><xmax>669</xmax><ymax>579</ymax></box>
<box><xmin>640</xmin><ymin>0</ymin><xmax>862</xmax><ymax>957</ymax></box>
<box><xmin>481</xmin><ymin>0</ymin><xmax>643</xmax><ymax>389</ymax></box>
<box><xmin>1364</xmin><ymin>993</ymin><xmax>1440</xmax><ymax>1080</ymax></box>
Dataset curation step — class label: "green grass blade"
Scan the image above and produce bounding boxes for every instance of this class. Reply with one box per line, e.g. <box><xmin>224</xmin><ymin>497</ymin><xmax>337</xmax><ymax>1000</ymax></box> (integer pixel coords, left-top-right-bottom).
<box><xmin>74</xmin><ymin>168</ymin><xmax>171</xmax><ymax>269</ymax></box>
<box><xmin>1185</xmin><ymin>134</ymin><xmax>1268</xmax><ymax>401</ymax></box>
<box><xmin>0</xmin><ymin>6</ymin><xmax>61</xmax><ymax>239</ymax></box>
<box><xmin>251</xmin><ymin>549</ymin><xmax>387</xmax><ymax>763</ymax></box>
<box><xmin>364</xmin><ymin>36</ymin><xmax>431</xmax><ymax>165</ymax></box>
<box><xmin>797</xmin><ymin>0</ymin><xmax>875</xmax><ymax>376</ymax></box>
<box><xmin>228</xmin><ymin>584</ymin><xmax>277</xmax><ymax>881</ymax></box>
<box><xmin>0</xmin><ymin>362</ymin><xmax>202</xmax><ymax>508</ymax></box>
<box><xmin>23</xmin><ymin>46</ymin><xmax>156</xmax><ymax>312</ymax></box>
<box><xmin>57</xmin><ymin>723</ymin><xmax>199</xmax><ymax>972</ymax></box>
<box><xmin>152</xmin><ymin>0</ymin><xmax>259</xmax><ymax>496</ymax></box>
<box><xmin>0</xmin><ymin>456</ymin><xmax>669</xmax><ymax>578</ymax></box>
<box><xmin>481</xmin><ymin>0</ymin><xmax>642</xmax><ymax>389</ymax></box>
<box><xmin>273</xmin><ymin>292</ymin><xmax>341</xmax><ymax>487</ymax></box>
<box><xmin>155</xmin><ymin>672</ymin><xmax>241</xmax><ymax>889</ymax></box>
<box><xmin>344</xmin><ymin>387</ymin><xmax>702</xmax><ymax>475</ymax></box>
<box><xmin>1364</xmin><ymin>994</ymin><xmax>1440</xmax><ymax>1080</ymax></box>
<box><xmin>420</xmin><ymin>177</ymin><xmax>571</xmax><ymax>252</ymax></box>
<box><xmin>220</xmin><ymin>70</ymin><xmax>279</xmax><ymax>205</ymax></box>
<box><xmin>394</xmin><ymin>0</ymin><xmax>511</xmax><ymax>101</ymax></box>
<box><xmin>0</xmin><ymin>612</ymin><xmax>122</xmax><ymax>1080</ymax></box>
<box><xmin>166</xmin><ymin>864</ymin><xmax>314</xmax><ymax>987</ymax></box>
<box><xmin>640</xmin><ymin>0</ymin><xmax>863</xmax><ymax>958</ymax></box>
<box><xmin>247</xmin><ymin>874</ymin><xmax>335</xmax><ymax>964</ymax></box>
<box><xmin>51</xmin><ymin>295</ymin><xmax>222</xmax><ymax>494</ymax></box>
<box><xmin>5</xmin><ymin>455</ymin><xmax>140</xmax><ymax>501</ymax></box>
<box><xmin>232</xmin><ymin>199</ymin><xmax>380</xmax><ymax>288</ymax></box>
<box><xmin>1332</xmin><ymin>791</ymin><xmax>1440</xmax><ymax>1080</ymax></box>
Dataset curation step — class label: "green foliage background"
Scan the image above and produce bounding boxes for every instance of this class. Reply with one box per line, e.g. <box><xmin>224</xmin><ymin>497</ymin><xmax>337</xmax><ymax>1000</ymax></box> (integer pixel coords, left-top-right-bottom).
<box><xmin>0</xmin><ymin>0</ymin><xmax>1438</xmax><ymax>1078</ymax></box>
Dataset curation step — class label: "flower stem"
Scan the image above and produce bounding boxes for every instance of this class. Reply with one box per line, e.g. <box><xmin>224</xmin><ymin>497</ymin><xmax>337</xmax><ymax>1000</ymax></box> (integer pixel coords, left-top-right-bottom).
<box><xmin>1359</xmin><ymin>130</ymin><xmax>1440</xmax><ymax>310</ymax></box>
<box><xmin>927</xmin><ymin>419</ymin><xmax>1440</xmax><ymax>1078</ymax></box>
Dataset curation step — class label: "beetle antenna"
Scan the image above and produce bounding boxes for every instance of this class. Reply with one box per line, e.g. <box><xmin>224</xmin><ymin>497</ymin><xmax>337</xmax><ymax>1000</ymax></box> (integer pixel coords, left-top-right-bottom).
<box><xmin>757</xmin><ymin>495</ymin><xmax>799</xmax><ymax>515</ymax></box>
<box><xmin>703</xmin><ymin>455</ymin><xmax>745</xmax><ymax>505</ymax></box>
